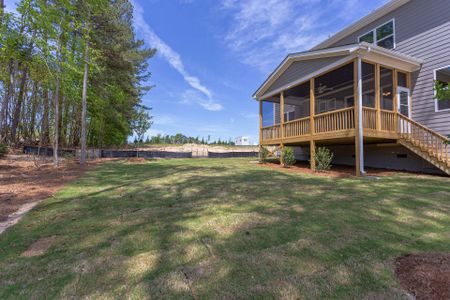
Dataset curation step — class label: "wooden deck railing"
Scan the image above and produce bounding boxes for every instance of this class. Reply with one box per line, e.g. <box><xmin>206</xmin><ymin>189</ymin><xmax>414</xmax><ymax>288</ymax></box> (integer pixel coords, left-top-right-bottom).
<box><xmin>398</xmin><ymin>114</ymin><xmax>449</xmax><ymax>164</ymax></box>
<box><xmin>284</xmin><ymin>117</ymin><xmax>310</xmax><ymax>138</ymax></box>
<box><xmin>314</xmin><ymin>107</ymin><xmax>355</xmax><ymax>134</ymax></box>
<box><xmin>261</xmin><ymin>125</ymin><xmax>280</xmax><ymax>141</ymax></box>
<box><xmin>381</xmin><ymin>110</ymin><xmax>396</xmax><ymax>131</ymax></box>
<box><xmin>363</xmin><ymin>107</ymin><xmax>377</xmax><ymax>129</ymax></box>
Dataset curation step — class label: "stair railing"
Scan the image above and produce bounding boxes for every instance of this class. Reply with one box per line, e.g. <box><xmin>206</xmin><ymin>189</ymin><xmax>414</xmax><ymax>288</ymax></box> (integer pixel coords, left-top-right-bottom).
<box><xmin>398</xmin><ymin>114</ymin><xmax>449</xmax><ymax>165</ymax></box>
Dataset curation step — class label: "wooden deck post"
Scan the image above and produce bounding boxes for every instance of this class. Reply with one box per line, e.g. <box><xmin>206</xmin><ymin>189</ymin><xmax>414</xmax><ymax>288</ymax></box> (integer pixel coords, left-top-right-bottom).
<box><xmin>280</xmin><ymin>92</ymin><xmax>285</xmax><ymax>165</ymax></box>
<box><xmin>259</xmin><ymin>99</ymin><xmax>263</xmax><ymax>146</ymax></box>
<box><xmin>393</xmin><ymin>70</ymin><xmax>399</xmax><ymax>132</ymax></box>
<box><xmin>310</xmin><ymin>78</ymin><xmax>316</xmax><ymax>171</ymax></box>
<box><xmin>375</xmin><ymin>64</ymin><xmax>381</xmax><ymax>130</ymax></box>
<box><xmin>354</xmin><ymin>57</ymin><xmax>364</xmax><ymax>176</ymax></box>
<box><xmin>310</xmin><ymin>140</ymin><xmax>316</xmax><ymax>171</ymax></box>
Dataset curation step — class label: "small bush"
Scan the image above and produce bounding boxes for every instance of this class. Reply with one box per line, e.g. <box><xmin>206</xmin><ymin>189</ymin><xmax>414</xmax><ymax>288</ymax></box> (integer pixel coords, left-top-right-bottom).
<box><xmin>314</xmin><ymin>147</ymin><xmax>333</xmax><ymax>171</ymax></box>
<box><xmin>281</xmin><ymin>147</ymin><xmax>296</xmax><ymax>167</ymax></box>
<box><xmin>0</xmin><ymin>144</ymin><xmax>7</xmax><ymax>158</ymax></box>
<box><xmin>259</xmin><ymin>146</ymin><xmax>269</xmax><ymax>162</ymax></box>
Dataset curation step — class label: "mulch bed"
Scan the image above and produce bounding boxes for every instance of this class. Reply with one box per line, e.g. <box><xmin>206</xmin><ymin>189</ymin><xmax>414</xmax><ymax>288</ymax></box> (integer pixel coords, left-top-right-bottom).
<box><xmin>395</xmin><ymin>253</ymin><xmax>450</xmax><ymax>300</ymax></box>
<box><xmin>0</xmin><ymin>156</ymin><xmax>99</xmax><ymax>222</ymax></box>
<box><xmin>258</xmin><ymin>161</ymin><xmax>403</xmax><ymax>178</ymax></box>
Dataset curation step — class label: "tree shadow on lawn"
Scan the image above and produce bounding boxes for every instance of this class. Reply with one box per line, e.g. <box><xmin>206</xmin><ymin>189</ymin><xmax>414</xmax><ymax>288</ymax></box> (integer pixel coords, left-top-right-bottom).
<box><xmin>1</xmin><ymin>159</ymin><xmax>450</xmax><ymax>299</ymax></box>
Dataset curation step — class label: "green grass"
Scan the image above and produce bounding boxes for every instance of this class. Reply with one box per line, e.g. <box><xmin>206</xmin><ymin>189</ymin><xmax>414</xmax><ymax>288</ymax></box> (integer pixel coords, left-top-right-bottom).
<box><xmin>1</xmin><ymin>158</ymin><xmax>450</xmax><ymax>299</ymax></box>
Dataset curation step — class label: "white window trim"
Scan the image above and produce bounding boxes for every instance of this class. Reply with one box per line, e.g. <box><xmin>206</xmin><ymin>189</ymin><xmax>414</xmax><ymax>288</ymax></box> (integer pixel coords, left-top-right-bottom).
<box><xmin>357</xmin><ymin>19</ymin><xmax>396</xmax><ymax>49</ymax></box>
<box><xmin>398</xmin><ymin>86</ymin><xmax>412</xmax><ymax>117</ymax></box>
<box><xmin>434</xmin><ymin>65</ymin><xmax>450</xmax><ymax>112</ymax></box>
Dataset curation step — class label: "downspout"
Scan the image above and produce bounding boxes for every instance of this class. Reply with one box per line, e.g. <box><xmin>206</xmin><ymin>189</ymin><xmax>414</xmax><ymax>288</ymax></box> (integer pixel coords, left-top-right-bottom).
<box><xmin>357</xmin><ymin>54</ymin><xmax>365</xmax><ymax>175</ymax></box>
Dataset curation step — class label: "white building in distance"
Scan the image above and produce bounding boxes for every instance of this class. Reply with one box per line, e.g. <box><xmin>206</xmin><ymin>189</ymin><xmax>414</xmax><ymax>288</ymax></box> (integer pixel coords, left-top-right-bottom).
<box><xmin>235</xmin><ymin>136</ymin><xmax>250</xmax><ymax>146</ymax></box>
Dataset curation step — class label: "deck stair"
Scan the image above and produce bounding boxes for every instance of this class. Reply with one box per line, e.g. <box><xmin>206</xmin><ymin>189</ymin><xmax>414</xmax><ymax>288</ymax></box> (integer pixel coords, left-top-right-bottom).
<box><xmin>397</xmin><ymin>115</ymin><xmax>450</xmax><ymax>175</ymax></box>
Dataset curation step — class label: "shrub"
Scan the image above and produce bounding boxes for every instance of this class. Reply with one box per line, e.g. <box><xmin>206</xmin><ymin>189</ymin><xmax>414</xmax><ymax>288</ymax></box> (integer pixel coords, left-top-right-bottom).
<box><xmin>314</xmin><ymin>147</ymin><xmax>333</xmax><ymax>171</ymax></box>
<box><xmin>0</xmin><ymin>144</ymin><xmax>7</xmax><ymax>158</ymax></box>
<box><xmin>259</xmin><ymin>146</ymin><xmax>269</xmax><ymax>162</ymax></box>
<box><xmin>281</xmin><ymin>147</ymin><xmax>296</xmax><ymax>167</ymax></box>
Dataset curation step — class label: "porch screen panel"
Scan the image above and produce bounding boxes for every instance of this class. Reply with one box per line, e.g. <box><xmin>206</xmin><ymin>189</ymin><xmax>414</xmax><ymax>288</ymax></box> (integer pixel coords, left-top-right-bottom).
<box><xmin>314</xmin><ymin>62</ymin><xmax>354</xmax><ymax>114</ymax></box>
<box><xmin>262</xmin><ymin>100</ymin><xmax>280</xmax><ymax>127</ymax></box>
<box><xmin>362</xmin><ymin>62</ymin><xmax>375</xmax><ymax>108</ymax></box>
<box><xmin>380</xmin><ymin>67</ymin><xmax>394</xmax><ymax>110</ymax></box>
<box><xmin>284</xmin><ymin>81</ymin><xmax>310</xmax><ymax>122</ymax></box>
<box><xmin>397</xmin><ymin>72</ymin><xmax>407</xmax><ymax>88</ymax></box>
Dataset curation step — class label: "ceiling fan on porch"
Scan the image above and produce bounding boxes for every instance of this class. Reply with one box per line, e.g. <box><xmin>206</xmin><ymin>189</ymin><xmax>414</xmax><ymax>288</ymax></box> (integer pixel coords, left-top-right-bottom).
<box><xmin>316</xmin><ymin>83</ymin><xmax>333</xmax><ymax>94</ymax></box>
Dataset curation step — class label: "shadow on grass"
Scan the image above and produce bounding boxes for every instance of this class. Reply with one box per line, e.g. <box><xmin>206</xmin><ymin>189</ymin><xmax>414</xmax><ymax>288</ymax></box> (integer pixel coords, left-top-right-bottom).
<box><xmin>1</xmin><ymin>158</ymin><xmax>450</xmax><ymax>298</ymax></box>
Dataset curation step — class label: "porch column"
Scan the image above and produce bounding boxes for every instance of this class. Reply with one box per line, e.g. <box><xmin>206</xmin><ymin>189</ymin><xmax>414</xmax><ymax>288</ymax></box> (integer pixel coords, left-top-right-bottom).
<box><xmin>280</xmin><ymin>91</ymin><xmax>285</xmax><ymax>165</ymax></box>
<box><xmin>375</xmin><ymin>64</ymin><xmax>381</xmax><ymax>130</ymax></box>
<box><xmin>259</xmin><ymin>99</ymin><xmax>263</xmax><ymax>146</ymax></box>
<box><xmin>354</xmin><ymin>57</ymin><xmax>365</xmax><ymax>176</ymax></box>
<box><xmin>393</xmin><ymin>70</ymin><xmax>399</xmax><ymax>131</ymax></box>
<box><xmin>310</xmin><ymin>78</ymin><xmax>316</xmax><ymax>171</ymax></box>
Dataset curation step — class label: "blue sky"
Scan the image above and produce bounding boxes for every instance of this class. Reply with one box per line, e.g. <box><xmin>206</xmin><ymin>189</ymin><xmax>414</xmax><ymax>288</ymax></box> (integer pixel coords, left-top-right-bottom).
<box><xmin>6</xmin><ymin>0</ymin><xmax>389</xmax><ymax>144</ymax></box>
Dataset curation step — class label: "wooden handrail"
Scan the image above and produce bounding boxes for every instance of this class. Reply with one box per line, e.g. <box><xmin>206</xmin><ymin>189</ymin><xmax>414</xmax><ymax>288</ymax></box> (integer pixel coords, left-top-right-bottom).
<box><xmin>397</xmin><ymin>114</ymin><xmax>449</xmax><ymax>164</ymax></box>
<box><xmin>314</xmin><ymin>106</ymin><xmax>354</xmax><ymax>118</ymax></box>
<box><xmin>398</xmin><ymin>114</ymin><xmax>450</xmax><ymax>141</ymax></box>
<box><xmin>261</xmin><ymin>124</ymin><xmax>281</xmax><ymax>130</ymax></box>
<box><xmin>284</xmin><ymin>116</ymin><xmax>310</xmax><ymax>125</ymax></box>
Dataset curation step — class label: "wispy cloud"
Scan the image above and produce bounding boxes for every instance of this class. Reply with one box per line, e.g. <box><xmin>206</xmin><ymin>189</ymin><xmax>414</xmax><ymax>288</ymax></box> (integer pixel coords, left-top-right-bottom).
<box><xmin>221</xmin><ymin>0</ymin><xmax>388</xmax><ymax>72</ymax></box>
<box><xmin>132</xmin><ymin>0</ymin><xmax>215</xmax><ymax>102</ymax></box>
<box><xmin>180</xmin><ymin>90</ymin><xmax>223</xmax><ymax>111</ymax></box>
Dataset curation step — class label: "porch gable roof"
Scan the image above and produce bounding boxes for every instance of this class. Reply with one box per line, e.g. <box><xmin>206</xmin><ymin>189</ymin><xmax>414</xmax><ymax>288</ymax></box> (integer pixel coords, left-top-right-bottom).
<box><xmin>253</xmin><ymin>42</ymin><xmax>423</xmax><ymax>100</ymax></box>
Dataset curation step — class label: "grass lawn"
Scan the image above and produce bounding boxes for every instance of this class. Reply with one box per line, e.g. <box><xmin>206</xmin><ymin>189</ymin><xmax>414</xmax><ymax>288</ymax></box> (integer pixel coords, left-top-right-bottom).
<box><xmin>1</xmin><ymin>158</ymin><xmax>450</xmax><ymax>299</ymax></box>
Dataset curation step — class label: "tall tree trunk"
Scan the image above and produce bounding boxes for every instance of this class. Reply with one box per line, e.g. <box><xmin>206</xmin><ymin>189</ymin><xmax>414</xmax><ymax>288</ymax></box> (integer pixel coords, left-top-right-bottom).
<box><xmin>0</xmin><ymin>60</ymin><xmax>15</xmax><ymax>142</ymax></box>
<box><xmin>54</xmin><ymin>74</ymin><xmax>60</xmax><ymax>166</ymax></box>
<box><xmin>11</xmin><ymin>66</ymin><xmax>28</xmax><ymax>143</ymax></box>
<box><xmin>40</xmin><ymin>87</ymin><xmax>49</xmax><ymax>145</ymax></box>
<box><xmin>28</xmin><ymin>82</ymin><xmax>38</xmax><ymax>143</ymax></box>
<box><xmin>80</xmin><ymin>41</ymin><xmax>89</xmax><ymax>164</ymax></box>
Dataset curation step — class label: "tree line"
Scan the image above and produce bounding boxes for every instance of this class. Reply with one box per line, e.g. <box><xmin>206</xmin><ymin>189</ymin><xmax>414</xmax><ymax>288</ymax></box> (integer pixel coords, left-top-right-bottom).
<box><xmin>140</xmin><ymin>133</ymin><xmax>235</xmax><ymax>146</ymax></box>
<box><xmin>0</xmin><ymin>0</ymin><xmax>154</xmax><ymax>164</ymax></box>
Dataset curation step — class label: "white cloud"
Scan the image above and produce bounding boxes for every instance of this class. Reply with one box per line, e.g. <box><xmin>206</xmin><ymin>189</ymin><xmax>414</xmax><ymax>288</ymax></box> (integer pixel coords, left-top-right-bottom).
<box><xmin>153</xmin><ymin>115</ymin><xmax>177</xmax><ymax>125</ymax></box>
<box><xmin>132</xmin><ymin>0</ymin><xmax>213</xmax><ymax>100</ymax></box>
<box><xmin>221</xmin><ymin>0</ymin><xmax>387</xmax><ymax>72</ymax></box>
<box><xmin>180</xmin><ymin>89</ymin><xmax>223</xmax><ymax>111</ymax></box>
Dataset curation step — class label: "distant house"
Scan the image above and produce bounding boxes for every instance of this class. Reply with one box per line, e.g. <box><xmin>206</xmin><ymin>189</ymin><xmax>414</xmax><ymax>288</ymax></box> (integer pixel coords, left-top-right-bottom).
<box><xmin>253</xmin><ymin>0</ymin><xmax>450</xmax><ymax>175</ymax></box>
<box><xmin>235</xmin><ymin>136</ymin><xmax>250</xmax><ymax>146</ymax></box>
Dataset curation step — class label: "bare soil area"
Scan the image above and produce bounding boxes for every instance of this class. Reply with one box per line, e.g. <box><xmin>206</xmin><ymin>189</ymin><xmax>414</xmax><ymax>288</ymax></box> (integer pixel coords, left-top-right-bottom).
<box><xmin>0</xmin><ymin>155</ymin><xmax>97</xmax><ymax>223</ymax></box>
<box><xmin>138</xmin><ymin>143</ymin><xmax>258</xmax><ymax>156</ymax></box>
<box><xmin>396</xmin><ymin>253</ymin><xmax>450</xmax><ymax>300</ymax></box>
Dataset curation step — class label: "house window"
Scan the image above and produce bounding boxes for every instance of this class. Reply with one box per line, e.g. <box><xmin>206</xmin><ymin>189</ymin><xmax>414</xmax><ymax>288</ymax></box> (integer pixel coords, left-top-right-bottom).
<box><xmin>284</xmin><ymin>104</ymin><xmax>296</xmax><ymax>122</ymax></box>
<box><xmin>435</xmin><ymin>66</ymin><xmax>450</xmax><ymax>111</ymax></box>
<box><xmin>358</xmin><ymin>20</ymin><xmax>395</xmax><ymax>49</ymax></box>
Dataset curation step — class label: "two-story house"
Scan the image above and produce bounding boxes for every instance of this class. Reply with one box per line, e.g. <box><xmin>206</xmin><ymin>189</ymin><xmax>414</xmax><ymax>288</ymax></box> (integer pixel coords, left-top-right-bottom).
<box><xmin>253</xmin><ymin>0</ymin><xmax>450</xmax><ymax>175</ymax></box>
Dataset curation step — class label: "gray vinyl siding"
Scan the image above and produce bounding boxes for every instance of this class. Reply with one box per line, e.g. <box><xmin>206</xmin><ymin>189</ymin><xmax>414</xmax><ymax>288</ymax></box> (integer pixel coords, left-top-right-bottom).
<box><xmin>264</xmin><ymin>56</ymin><xmax>346</xmax><ymax>96</ymax></box>
<box><xmin>327</xmin><ymin>0</ymin><xmax>450</xmax><ymax>136</ymax></box>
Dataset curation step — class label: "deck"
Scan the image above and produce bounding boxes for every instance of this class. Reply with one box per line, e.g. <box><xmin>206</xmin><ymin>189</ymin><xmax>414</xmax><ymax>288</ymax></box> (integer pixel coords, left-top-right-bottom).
<box><xmin>261</xmin><ymin>107</ymin><xmax>397</xmax><ymax>145</ymax></box>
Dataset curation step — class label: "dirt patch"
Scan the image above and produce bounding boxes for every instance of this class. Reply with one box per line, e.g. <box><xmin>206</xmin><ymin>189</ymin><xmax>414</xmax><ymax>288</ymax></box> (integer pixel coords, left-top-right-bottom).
<box><xmin>124</xmin><ymin>157</ymin><xmax>151</xmax><ymax>164</ymax></box>
<box><xmin>395</xmin><ymin>253</ymin><xmax>450</xmax><ymax>300</ymax></box>
<box><xmin>21</xmin><ymin>236</ymin><xmax>58</xmax><ymax>257</ymax></box>
<box><xmin>0</xmin><ymin>155</ymin><xmax>99</xmax><ymax>226</ymax></box>
<box><xmin>259</xmin><ymin>161</ymin><xmax>432</xmax><ymax>178</ymax></box>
